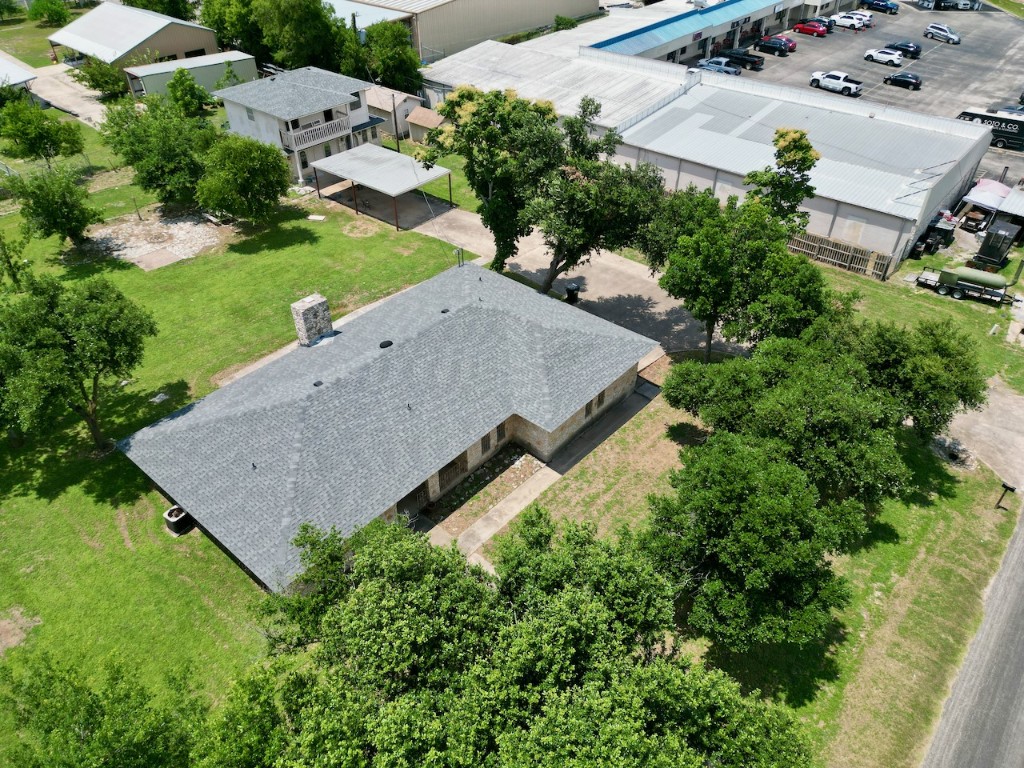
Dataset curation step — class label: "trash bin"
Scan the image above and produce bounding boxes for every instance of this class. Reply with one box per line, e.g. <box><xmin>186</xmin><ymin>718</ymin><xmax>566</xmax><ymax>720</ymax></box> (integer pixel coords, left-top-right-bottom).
<box><xmin>565</xmin><ymin>283</ymin><xmax>580</xmax><ymax>304</ymax></box>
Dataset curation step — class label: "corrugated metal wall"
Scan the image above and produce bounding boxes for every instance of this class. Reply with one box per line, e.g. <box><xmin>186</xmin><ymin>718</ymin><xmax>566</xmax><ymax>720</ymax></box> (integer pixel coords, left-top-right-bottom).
<box><xmin>415</xmin><ymin>0</ymin><xmax>598</xmax><ymax>59</ymax></box>
<box><xmin>117</xmin><ymin>25</ymin><xmax>218</xmax><ymax>66</ymax></box>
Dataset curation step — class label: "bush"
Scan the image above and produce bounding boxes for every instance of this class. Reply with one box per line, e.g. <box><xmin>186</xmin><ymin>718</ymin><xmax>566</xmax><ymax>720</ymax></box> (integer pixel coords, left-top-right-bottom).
<box><xmin>554</xmin><ymin>14</ymin><xmax>578</xmax><ymax>30</ymax></box>
<box><xmin>27</xmin><ymin>0</ymin><xmax>70</xmax><ymax>25</ymax></box>
<box><xmin>70</xmin><ymin>59</ymin><xmax>129</xmax><ymax>99</ymax></box>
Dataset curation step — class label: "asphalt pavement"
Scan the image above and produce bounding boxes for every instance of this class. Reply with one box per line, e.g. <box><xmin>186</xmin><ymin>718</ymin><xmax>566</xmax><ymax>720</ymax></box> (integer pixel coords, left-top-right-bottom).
<box><xmin>923</xmin><ymin>379</ymin><xmax>1024</xmax><ymax>768</ymax></box>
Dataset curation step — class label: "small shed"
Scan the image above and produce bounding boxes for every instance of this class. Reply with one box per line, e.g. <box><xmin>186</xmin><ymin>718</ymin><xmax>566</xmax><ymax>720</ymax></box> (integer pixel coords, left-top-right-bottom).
<box><xmin>406</xmin><ymin>106</ymin><xmax>447</xmax><ymax>143</ymax></box>
<box><xmin>366</xmin><ymin>85</ymin><xmax>421</xmax><ymax>139</ymax></box>
<box><xmin>124</xmin><ymin>51</ymin><xmax>258</xmax><ymax>99</ymax></box>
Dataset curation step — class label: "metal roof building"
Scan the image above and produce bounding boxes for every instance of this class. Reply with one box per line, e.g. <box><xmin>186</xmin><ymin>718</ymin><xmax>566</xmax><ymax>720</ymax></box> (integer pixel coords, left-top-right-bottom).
<box><xmin>47</xmin><ymin>4</ymin><xmax>217</xmax><ymax>66</ymax></box>
<box><xmin>422</xmin><ymin>42</ymin><xmax>991</xmax><ymax>261</ymax></box>
<box><xmin>0</xmin><ymin>58</ymin><xmax>36</xmax><ymax>89</ymax></box>
<box><xmin>121</xmin><ymin>264</ymin><xmax>656</xmax><ymax>589</ymax></box>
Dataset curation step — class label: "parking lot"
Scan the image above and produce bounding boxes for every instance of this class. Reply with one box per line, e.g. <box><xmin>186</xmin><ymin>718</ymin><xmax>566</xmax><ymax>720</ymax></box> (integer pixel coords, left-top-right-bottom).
<box><xmin>727</xmin><ymin>1</ymin><xmax>1024</xmax><ymax>179</ymax></box>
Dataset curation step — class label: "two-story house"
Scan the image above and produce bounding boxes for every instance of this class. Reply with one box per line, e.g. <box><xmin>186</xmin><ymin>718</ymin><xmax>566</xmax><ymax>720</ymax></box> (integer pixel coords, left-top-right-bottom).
<box><xmin>214</xmin><ymin>67</ymin><xmax>386</xmax><ymax>184</ymax></box>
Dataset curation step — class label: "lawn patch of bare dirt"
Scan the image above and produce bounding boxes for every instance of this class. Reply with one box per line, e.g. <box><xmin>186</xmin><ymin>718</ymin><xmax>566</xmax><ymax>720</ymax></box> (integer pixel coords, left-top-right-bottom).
<box><xmin>0</xmin><ymin>607</ymin><xmax>41</xmax><ymax>658</ymax></box>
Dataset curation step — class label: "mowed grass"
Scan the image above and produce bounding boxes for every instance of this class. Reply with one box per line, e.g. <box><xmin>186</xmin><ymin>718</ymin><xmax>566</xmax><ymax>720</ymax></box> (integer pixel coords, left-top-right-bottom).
<box><xmin>0</xmin><ymin>12</ymin><xmax>89</xmax><ymax>69</ymax></box>
<box><xmin>0</xmin><ymin>198</ymin><xmax>465</xmax><ymax>751</ymax></box>
<box><xmin>824</xmin><ymin>258</ymin><xmax>1024</xmax><ymax>393</ymax></box>
<box><xmin>381</xmin><ymin>137</ymin><xmax>479</xmax><ymax>212</ymax></box>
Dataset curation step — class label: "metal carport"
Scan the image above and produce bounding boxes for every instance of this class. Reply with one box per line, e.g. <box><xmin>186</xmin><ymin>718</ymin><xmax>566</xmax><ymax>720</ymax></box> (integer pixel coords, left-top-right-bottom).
<box><xmin>310</xmin><ymin>143</ymin><xmax>452</xmax><ymax>231</ymax></box>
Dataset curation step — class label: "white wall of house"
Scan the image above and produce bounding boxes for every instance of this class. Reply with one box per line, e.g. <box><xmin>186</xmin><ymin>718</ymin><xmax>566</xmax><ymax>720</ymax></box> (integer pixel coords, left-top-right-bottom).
<box><xmin>369</xmin><ymin>94</ymin><xmax>420</xmax><ymax>138</ymax></box>
<box><xmin>223</xmin><ymin>101</ymin><xmax>282</xmax><ymax>147</ymax></box>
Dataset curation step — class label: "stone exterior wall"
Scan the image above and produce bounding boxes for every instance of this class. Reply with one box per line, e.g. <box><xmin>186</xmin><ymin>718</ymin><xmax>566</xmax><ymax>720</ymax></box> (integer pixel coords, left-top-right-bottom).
<box><xmin>510</xmin><ymin>365</ymin><xmax>638</xmax><ymax>461</ymax></box>
<box><xmin>291</xmin><ymin>293</ymin><xmax>332</xmax><ymax>346</ymax></box>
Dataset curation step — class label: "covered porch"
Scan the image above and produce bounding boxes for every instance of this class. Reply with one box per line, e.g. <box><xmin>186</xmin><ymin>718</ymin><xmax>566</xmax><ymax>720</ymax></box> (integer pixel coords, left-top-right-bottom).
<box><xmin>310</xmin><ymin>143</ymin><xmax>452</xmax><ymax>231</ymax></box>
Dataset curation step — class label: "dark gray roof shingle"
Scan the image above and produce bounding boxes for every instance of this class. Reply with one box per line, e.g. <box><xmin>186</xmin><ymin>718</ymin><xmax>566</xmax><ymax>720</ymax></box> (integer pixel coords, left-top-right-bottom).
<box><xmin>214</xmin><ymin>67</ymin><xmax>373</xmax><ymax>121</ymax></box>
<box><xmin>120</xmin><ymin>265</ymin><xmax>657</xmax><ymax>589</ymax></box>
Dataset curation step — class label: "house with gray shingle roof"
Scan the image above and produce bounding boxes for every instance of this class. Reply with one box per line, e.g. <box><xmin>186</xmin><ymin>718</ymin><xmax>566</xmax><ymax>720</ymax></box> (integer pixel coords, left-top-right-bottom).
<box><xmin>120</xmin><ymin>265</ymin><xmax>657</xmax><ymax>590</ymax></box>
<box><xmin>214</xmin><ymin>67</ymin><xmax>386</xmax><ymax>183</ymax></box>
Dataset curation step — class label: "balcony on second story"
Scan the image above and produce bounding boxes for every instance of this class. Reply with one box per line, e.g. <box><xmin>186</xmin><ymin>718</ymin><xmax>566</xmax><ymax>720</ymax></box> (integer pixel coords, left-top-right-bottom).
<box><xmin>280</xmin><ymin>116</ymin><xmax>352</xmax><ymax>150</ymax></box>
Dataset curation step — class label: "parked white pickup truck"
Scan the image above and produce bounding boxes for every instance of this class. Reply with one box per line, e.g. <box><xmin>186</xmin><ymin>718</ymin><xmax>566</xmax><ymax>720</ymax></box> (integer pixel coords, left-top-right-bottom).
<box><xmin>696</xmin><ymin>56</ymin><xmax>742</xmax><ymax>75</ymax></box>
<box><xmin>810</xmin><ymin>70</ymin><xmax>863</xmax><ymax>95</ymax></box>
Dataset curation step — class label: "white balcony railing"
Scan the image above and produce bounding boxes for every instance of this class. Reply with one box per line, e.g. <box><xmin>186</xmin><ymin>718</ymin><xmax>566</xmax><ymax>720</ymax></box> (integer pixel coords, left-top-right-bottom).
<box><xmin>280</xmin><ymin>117</ymin><xmax>351</xmax><ymax>150</ymax></box>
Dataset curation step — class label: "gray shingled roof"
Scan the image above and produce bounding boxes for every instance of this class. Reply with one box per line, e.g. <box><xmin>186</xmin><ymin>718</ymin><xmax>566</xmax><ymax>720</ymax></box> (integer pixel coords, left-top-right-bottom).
<box><xmin>213</xmin><ymin>67</ymin><xmax>373</xmax><ymax>121</ymax></box>
<box><xmin>120</xmin><ymin>265</ymin><xmax>657</xmax><ymax>590</ymax></box>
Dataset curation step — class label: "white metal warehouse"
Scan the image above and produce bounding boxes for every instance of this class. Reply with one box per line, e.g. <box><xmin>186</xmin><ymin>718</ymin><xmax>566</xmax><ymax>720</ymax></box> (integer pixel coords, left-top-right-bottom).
<box><xmin>423</xmin><ymin>42</ymin><xmax>991</xmax><ymax>263</ymax></box>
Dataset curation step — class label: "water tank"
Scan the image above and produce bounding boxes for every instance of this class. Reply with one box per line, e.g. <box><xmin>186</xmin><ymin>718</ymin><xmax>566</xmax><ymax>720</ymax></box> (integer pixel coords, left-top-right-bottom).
<box><xmin>947</xmin><ymin>267</ymin><xmax>1008</xmax><ymax>290</ymax></box>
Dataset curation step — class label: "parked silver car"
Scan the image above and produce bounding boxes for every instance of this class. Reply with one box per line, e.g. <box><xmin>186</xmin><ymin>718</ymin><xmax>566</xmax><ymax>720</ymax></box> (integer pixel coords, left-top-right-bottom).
<box><xmin>924</xmin><ymin>23</ymin><xmax>961</xmax><ymax>44</ymax></box>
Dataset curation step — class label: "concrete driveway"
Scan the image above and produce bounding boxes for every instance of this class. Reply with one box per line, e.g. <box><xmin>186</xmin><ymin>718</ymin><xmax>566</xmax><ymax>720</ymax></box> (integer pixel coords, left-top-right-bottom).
<box><xmin>29</xmin><ymin>63</ymin><xmax>106</xmax><ymax>127</ymax></box>
<box><xmin>413</xmin><ymin>208</ymin><xmax>737</xmax><ymax>355</ymax></box>
<box><xmin>922</xmin><ymin>378</ymin><xmax>1024</xmax><ymax>768</ymax></box>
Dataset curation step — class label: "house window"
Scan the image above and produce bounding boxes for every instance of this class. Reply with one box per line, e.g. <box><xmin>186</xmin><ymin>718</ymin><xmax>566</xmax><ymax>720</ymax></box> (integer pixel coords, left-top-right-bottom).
<box><xmin>352</xmin><ymin>92</ymin><xmax>362</xmax><ymax>108</ymax></box>
<box><xmin>497</xmin><ymin>422</ymin><xmax>506</xmax><ymax>442</ymax></box>
<box><xmin>597</xmin><ymin>391</ymin><xmax>605</xmax><ymax>408</ymax></box>
<box><xmin>290</xmin><ymin>118</ymin><xmax>300</xmax><ymax>130</ymax></box>
<box><xmin>481</xmin><ymin>433</ymin><xmax>491</xmax><ymax>453</ymax></box>
<box><xmin>299</xmin><ymin>150</ymin><xmax>308</xmax><ymax>169</ymax></box>
<box><xmin>345</xmin><ymin>135</ymin><xmax>352</xmax><ymax>150</ymax></box>
<box><xmin>323</xmin><ymin>108</ymin><xmax>333</xmax><ymax>122</ymax></box>
<box><xmin>245</xmin><ymin>107</ymin><xmax>254</xmax><ymax>121</ymax></box>
<box><xmin>323</xmin><ymin>142</ymin><xmax>332</xmax><ymax>157</ymax></box>
<box><xmin>585</xmin><ymin>401</ymin><xmax>593</xmax><ymax>418</ymax></box>
<box><xmin>155</xmin><ymin>54</ymin><xmax>178</xmax><ymax>62</ymax></box>
<box><xmin>184</xmin><ymin>48</ymin><xmax>206</xmax><ymax>58</ymax></box>
<box><xmin>371</xmin><ymin>126</ymin><xmax>378</xmax><ymax>139</ymax></box>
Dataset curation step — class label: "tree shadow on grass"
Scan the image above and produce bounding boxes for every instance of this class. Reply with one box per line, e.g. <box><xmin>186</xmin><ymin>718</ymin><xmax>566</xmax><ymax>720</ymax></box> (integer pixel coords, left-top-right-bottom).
<box><xmin>703</xmin><ymin>620</ymin><xmax>847</xmax><ymax>707</ymax></box>
<box><xmin>0</xmin><ymin>379</ymin><xmax>189</xmax><ymax>508</ymax></box>
<box><xmin>666</xmin><ymin>420</ymin><xmax>708</xmax><ymax>448</ymax></box>
<box><xmin>897</xmin><ymin>431</ymin><xmax>960</xmax><ymax>509</ymax></box>
<box><xmin>227</xmin><ymin>206</ymin><xmax>320</xmax><ymax>255</ymax></box>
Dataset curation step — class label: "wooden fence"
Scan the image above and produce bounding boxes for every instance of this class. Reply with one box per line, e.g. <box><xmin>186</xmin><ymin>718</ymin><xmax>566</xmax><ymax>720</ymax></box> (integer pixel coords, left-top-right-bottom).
<box><xmin>788</xmin><ymin>231</ymin><xmax>894</xmax><ymax>281</ymax></box>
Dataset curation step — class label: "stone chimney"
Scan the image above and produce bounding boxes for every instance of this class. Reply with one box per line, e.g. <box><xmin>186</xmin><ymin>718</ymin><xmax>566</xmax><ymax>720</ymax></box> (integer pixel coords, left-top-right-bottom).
<box><xmin>291</xmin><ymin>293</ymin><xmax>332</xmax><ymax>346</ymax></box>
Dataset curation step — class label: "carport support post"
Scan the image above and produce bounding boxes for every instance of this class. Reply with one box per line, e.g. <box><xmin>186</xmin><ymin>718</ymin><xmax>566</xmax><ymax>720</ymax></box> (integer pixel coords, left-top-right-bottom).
<box><xmin>448</xmin><ymin>174</ymin><xmax>452</xmax><ymax>207</ymax></box>
<box><xmin>353</xmin><ymin>182</ymin><xmax>359</xmax><ymax>214</ymax></box>
<box><xmin>393</xmin><ymin>196</ymin><xmax>399</xmax><ymax>231</ymax></box>
<box><xmin>313</xmin><ymin>167</ymin><xmax>321</xmax><ymax>199</ymax></box>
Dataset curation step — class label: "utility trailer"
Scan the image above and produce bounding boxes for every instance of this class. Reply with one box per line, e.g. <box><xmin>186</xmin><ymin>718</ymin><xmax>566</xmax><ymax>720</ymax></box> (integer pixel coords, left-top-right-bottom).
<box><xmin>916</xmin><ymin>266</ymin><xmax>1015</xmax><ymax>303</ymax></box>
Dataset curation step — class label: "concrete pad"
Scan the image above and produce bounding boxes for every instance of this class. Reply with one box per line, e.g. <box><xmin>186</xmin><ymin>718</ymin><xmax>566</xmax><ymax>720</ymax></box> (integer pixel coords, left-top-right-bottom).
<box><xmin>29</xmin><ymin>67</ymin><xmax>106</xmax><ymax>127</ymax></box>
<box><xmin>128</xmin><ymin>248</ymin><xmax>185</xmax><ymax>271</ymax></box>
<box><xmin>949</xmin><ymin>378</ymin><xmax>1024</xmax><ymax>490</ymax></box>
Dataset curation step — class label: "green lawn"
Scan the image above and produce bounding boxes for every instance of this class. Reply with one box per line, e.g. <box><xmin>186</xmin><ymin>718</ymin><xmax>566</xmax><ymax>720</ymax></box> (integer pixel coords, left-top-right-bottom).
<box><xmin>0</xmin><ymin>11</ymin><xmax>89</xmax><ymax>69</ymax></box>
<box><xmin>825</xmin><ymin>257</ymin><xmax>1024</xmax><ymax>393</ymax></box>
<box><xmin>0</xmin><ymin>199</ymin><xmax>469</xmax><ymax>752</ymax></box>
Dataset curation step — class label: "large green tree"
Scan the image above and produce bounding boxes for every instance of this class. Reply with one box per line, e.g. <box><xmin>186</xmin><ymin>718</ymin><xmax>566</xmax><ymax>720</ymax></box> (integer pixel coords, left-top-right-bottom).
<box><xmin>0</xmin><ymin>230</ymin><xmax>30</xmax><ymax>293</ymax></box>
<box><xmin>743</xmin><ymin>127</ymin><xmax>820</xmax><ymax>233</ymax></box>
<box><xmin>102</xmin><ymin>96</ymin><xmax>219</xmax><ymax>205</ymax></box>
<box><xmin>363</xmin><ymin>21</ymin><xmax>422</xmax><ymax>93</ymax></box>
<box><xmin>421</xmin><ymin>86</ymin><xmax>563</xmax><ymax>271</ymax></box>
<box><xmin>638</xmin><ymin>184</ymin><xmax>722</xmax><ymax>272</ymax></box>
<box><xmin>527</xmin><ymin>97</ymin><xmax>665</xmax><ymax>294</ymax></box>
<box><xmin>27</xmin><ymin>0</ymin><xmax>68</xmax><ymax>26</ymax></box>
<box><xmin>200</xmin><ymin>0</ymin><xmax>271</xmax><ymax>63</ymax></box>
<box><xmin>234</xmin><ymin>516</ymin><xmax>813</xmax><ymax>767</ymax></box>
<box><xmin>0</xmin><ymin>654</ymin><xmax>202</xmax><ymax>768</ymax></box>
<box><xmin>0</xmin><ymin>0</ymin><xmax>21</xmax><ymax>21</ymax></box>
<box><xmin>165</xmin><ymin>68</ymin><xmax>212</xmax><ymax>117</ymax></box>
<box><xmin>659</xmin><ymin>196</ymin><xmax>829</xmax><ymax>360</ymax></box>
<box><xmin>0</xmin><ymin>276</ymin><xmax>157</xmax><ymax>447</ymax></box>
<box><xmin>123</xmin><ymin>0</ymin><xmax>197</xmax><ymax>21</ymax></box>
<box><xmin>196</xmin><ymin>134</ymin><xmax>291</xmax><ymax>223</ymax></box>
<box><xmin>70</xmin><ymin>59</ymin><xmax>130</xmax><ymax>99</ymax></box>
<box><xmin>9</xmin><ymin>165</ymin><xmax>101</xmax><ymax>246</ymax></box>
<box><xmin>0</xmin><ymin>99</ymin><xmax>84</xmax><ymax>167</ymax></box>
<box><xmin>252</xmin><ymin>0</ymin><xmax>342</xmax><ymax>70</ymax></box>
<box><xmin>648</xmin><ymin>432</ymin><xmax>851</xmax><ymax>650</ymax></box>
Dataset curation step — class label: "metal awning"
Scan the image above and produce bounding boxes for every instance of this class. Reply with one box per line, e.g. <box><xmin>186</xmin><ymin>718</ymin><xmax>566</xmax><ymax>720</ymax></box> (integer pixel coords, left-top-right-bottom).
<box><xmin>310</xmin><ymin>143</ymin><xmax>452</xmax><ymax>229</ymax></box>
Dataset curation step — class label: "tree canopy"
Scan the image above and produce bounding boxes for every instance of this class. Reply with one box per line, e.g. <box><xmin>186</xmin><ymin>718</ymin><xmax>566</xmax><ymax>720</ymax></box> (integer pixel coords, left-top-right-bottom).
<box><xmin>166</xmin><ymin>69</ymin><xmax>213</xmax><ymax>117</ymax></box>
<box><xmin>251</xmin><ymin>0</ymin><xmax>344</xmax><ymax>70</ymax></box>
<box><xmin>659</xmin><ymin>195</ymin><xmax>830</xmax><ymax>360</ymax></box>
<box><xmin>123</xmin><ymin>0</ymin><xmax>197</xmax><ymax>21</ymax></box>
<box><xmin>9</xmin><ymin>165</ymin><xmax>101</xmax><ymax>246</ymax></box>
<box><xmin>196</xmin><ymin>134</ymin><xmax>290</xmax><ymax>223</ymax></box>
<box><xmin>364</xmin><ymin>21</ymin><xmax>423</xmax><ymax>93</ymax></box>
<box><xmin>200</xmin><ymin>0</ymin><xmax>271</xmax><ymax>63</ymax></box>
<box><xmin>0</xmin><ymin>99</ymin><xmax>84</xmax><ymax>167</ymax></box>
<box><xmin>102</xmin><ymin>96</ymin><xmax>219</xmax><ymax>205</ymax></box>
<box><xmin>743</xmin><ymin>127</ymin><xmax>820</xmax><ymax>232</ymax></box>
<box><xmin>0</xmin><ymin>276</ymin><xmax>157</xmax><ymax>447</ymax></box>
<box><xmin>70</xmin><ymin>59</ymin><xmax>131</xmax><ymax>99</ymax></box>
<box><xmin>422</xmin><ymin>86</ymin><xmax>563</xmax><ymax>271</ymax></box>
<box><xmin>27</xmin><ymin>0</ymin><xmax>69</xmax><ymax>26</ymax></box>
<box><xmin>527</xmin><ymin>97</ymin><xmax>665</xmax><ymax>294</ymax></box>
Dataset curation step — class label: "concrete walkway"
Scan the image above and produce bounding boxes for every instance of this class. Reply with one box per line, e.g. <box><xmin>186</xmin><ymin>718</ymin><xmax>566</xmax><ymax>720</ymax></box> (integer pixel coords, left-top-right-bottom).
<box><xmin>0</xmin><ymin>48</ymin><xmax>107</xmax><ymax>127</ymax></box>
<box><xmin>426</xmin><ymin>387</ymin><xmax>659</xmax><ymax>569</ymax></box>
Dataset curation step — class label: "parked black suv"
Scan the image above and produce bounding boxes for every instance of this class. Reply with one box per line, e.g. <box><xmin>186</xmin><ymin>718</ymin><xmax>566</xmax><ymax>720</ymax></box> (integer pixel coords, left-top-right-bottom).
<box><xmin>753</xmin><ymin>37</ymin><xmax>790</xmax><ymax>56</ymax></box>
<box><xmin>886</xmin><ymin>40</ymin><xmax>922</xmax><ymax>58</ymax></box>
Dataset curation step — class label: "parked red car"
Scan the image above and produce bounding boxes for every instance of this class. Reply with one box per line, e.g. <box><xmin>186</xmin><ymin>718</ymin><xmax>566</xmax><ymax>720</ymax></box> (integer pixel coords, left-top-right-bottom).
<box><xmin>763</xmin><ymin>34</ymin><xmax>798</xmax><ymax>51</ymax></box>
<box><xmin>793</xmin><ymin>21</ymin><xmax>828</xmax><ymax>37</ymax></box>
